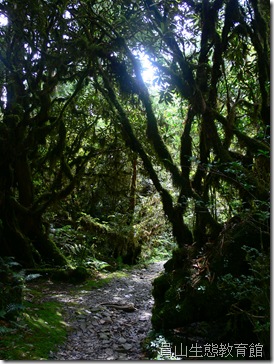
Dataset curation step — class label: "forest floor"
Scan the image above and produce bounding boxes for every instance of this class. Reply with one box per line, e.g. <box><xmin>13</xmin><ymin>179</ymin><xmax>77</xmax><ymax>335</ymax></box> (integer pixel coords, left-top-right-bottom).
<box><xmin>37</xmin><ymin>261</ymin><xmax>165</xmax><ymax>360</ymax></box>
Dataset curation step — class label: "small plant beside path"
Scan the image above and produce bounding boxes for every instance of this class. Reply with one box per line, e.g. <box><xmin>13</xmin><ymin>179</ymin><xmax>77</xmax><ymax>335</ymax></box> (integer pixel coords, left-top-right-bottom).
<box><xmin>0</xmin><ymin>262</ymin><xmax>163</xmax><ymax>360</ymax></box>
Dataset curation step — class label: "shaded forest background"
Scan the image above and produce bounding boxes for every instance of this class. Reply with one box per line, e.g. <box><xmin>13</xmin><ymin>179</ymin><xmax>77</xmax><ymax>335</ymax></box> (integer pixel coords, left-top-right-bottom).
<box><xmin>0</xmin><ymin>0</ymin><xmax>270</xmax><ymax>359</ymax></box>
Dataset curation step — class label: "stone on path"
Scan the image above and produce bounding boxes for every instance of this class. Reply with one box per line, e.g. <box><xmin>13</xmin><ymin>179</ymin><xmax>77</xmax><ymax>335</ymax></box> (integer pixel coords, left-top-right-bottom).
<box><xmin>49</xmin><ymin>261</ymin><xmax>165</xmax><ymax>360</ymax></box>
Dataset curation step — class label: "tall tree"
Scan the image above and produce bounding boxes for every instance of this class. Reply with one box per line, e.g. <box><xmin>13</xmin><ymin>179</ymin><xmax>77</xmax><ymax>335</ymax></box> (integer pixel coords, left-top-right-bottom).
<box><xmin>0</xmin><ymin>0</ymin><xmax>108</xmax><ymax>266</ymax></box>
<box><xmin>67</xmin><ymin>0</ymin><xmax>270</xmax><ymax>348</ymax></box>
<box><xmin>72</xmin><ymin>0</ymin><xmax>269</xmax><ymax>248</ymax></box>
<box><xmin>0</xmin><ymin>2</ymin><xmax>270</xmax><ymax>338</ymax></box>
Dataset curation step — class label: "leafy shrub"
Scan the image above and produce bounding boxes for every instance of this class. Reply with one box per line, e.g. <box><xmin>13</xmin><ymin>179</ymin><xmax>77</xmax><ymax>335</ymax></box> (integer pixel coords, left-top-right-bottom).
<box><xmin>49</xmin><ymin>224</ymin><xmax>95</xmax><ymax>265</ymax></box>
<box><xmin>0</xmin><ymin>257</ymin><xmax>24</xmax><ymax>320</ymax></box>
<box><xmin>217</xmin><ymin>245</ymin><xmax>270</xmax><ymax>354</ymax></box>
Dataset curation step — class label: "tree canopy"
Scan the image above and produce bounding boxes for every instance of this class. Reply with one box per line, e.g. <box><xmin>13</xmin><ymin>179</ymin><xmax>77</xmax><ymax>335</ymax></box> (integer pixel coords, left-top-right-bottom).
<box><xmin>0</xmin><ymin>0</ymin><xmax>270</xmax><ymax>357</ymax></box>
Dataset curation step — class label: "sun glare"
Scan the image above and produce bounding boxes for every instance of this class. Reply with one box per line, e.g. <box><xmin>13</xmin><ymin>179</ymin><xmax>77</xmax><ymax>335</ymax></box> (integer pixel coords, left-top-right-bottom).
<box><xmin>139</xmin><ymin>53</ymin><xmax>158</xmax><ymax>87</ymax></box>
<box><xmin>0</xmin><ymin>14</ymin><xmax>8</xmax><ymax>26</ymax></box>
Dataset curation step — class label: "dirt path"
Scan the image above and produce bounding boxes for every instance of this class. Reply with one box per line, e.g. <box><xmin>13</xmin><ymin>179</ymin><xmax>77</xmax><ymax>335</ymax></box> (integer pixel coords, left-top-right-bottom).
<box><xmin>48</xmin><ymin>261</ymin><xmax>165</xmax><ymax>360</ymax></box>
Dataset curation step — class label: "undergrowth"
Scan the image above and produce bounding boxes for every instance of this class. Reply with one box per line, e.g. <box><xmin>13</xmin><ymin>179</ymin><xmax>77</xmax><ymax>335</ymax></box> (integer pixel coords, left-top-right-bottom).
<box><xmin>0</xmin><ymin>300</ymin><xmax>68</xmax><ymax>360</ymax></box>
<box><xmin>0</xmin><ymin>265</ymin><xmax>132</xmax><ymax>360</ymax></box>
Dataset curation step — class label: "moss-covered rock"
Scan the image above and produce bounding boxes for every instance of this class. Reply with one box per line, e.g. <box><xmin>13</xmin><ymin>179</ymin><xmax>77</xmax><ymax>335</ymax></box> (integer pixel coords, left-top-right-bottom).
<box><xmin>25</xmin><ymin>266</ymin><xmax>89</xmax><ymax>283</ymax></box>
<box><xmin>152</xmin><ymin>271</ymin><xmax>229</xmax><ymax>330</ymax></box>
<box><xmin>151</xmin><ymin>214</ymin><xmax>270</xmax><ymax>350</ymax></box>
<box><xmin>152</xmin><ymin>273</ymin><xmax>170</xmax><ymax>302</ymax></box>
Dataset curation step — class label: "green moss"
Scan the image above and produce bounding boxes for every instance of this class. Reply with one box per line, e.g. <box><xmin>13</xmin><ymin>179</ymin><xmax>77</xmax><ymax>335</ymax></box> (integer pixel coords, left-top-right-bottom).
<box><xmin>0</xmin><ymin>301</ymin><xmax>68</xmax><ymax>360</ymax></box>
<box><xmin>25</xmin><ymin>266</ymin><xmax>89</xmax><ymax>283</ymax></box>
<box><xmin>152</xmin><ymin>273</ymin><xmax>170</xmax><ymax>301</ymax></box>
<box><xmin>79</xmin><ymin>270</ymin><xmax>129</xmax><ymax>290</ymax></box>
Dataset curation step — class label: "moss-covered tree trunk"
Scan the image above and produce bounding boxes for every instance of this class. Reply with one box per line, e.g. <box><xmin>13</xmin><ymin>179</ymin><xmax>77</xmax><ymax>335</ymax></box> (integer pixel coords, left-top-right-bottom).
<box><xmin>96</xmin><ymin>68</ymin><xmax>194</xmax><ymax>251</ymax></box>
<box><xmin>0</xmin><ymin>1</ymin><xmax>92</xmax><ymax>268</ymax></box>
<box><xmin>0</xmin><ymin>120</ymin><xmax>67</xmax><ymax>267</ymax></box>
<box><xmin>82</xmin><ymin>0</ymin><xmax>270</xmax><ymax>353</ymax></box>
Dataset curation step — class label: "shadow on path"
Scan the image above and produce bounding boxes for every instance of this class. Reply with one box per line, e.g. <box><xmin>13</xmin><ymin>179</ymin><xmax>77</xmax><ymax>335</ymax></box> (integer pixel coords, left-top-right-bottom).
<box><xmin>48</xmin><ymin>261</ymin><xmax>165</xmax><ymax>360</ymax></box>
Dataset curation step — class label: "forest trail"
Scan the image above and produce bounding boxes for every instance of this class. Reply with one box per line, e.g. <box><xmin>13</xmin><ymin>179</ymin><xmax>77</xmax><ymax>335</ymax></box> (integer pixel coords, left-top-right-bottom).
<box><xmin>48</xmin><ymin>261</ymin><xmax>165</xmax><ymax>360</ymax></box>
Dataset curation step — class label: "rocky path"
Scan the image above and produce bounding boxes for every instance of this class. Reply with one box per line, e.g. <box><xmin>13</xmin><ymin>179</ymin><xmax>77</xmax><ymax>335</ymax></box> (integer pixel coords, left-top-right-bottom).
<box><xmin>48</xmin><ymin>261</ymin><xmax>165</xmax><ymax>360</ymax></box>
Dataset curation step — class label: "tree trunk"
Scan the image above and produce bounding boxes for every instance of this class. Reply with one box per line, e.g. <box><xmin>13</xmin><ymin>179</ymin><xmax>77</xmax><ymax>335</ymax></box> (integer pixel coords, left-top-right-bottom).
<box><xmin>98</xmin><ymin>70</ymin><xmax>194</xmax><ymax>249</ymax></box>
<box><xmin>128</xmin><ymin>156</ymin><xmax>137</xmax><ymax>218</ymax></box>
<box><xmin>0</xmin><ymin>123</ymin><xmax>67</xmax><ymax>267</ymax></box>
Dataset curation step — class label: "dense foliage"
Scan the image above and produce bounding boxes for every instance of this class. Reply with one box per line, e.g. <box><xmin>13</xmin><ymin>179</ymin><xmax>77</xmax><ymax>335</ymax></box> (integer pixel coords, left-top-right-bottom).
<box><xmin>0</xmin><ymin>0</ymin><xmax>270</xmax><ymax>359</ymax></box>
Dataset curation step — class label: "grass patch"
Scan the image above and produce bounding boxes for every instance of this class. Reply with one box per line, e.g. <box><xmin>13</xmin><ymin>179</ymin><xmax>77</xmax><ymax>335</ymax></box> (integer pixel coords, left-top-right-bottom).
<box><xmin>79</xmin><ymin>270</ymin><xmax>129</xmax><ymax>290</ymax></box>
<box><xmin>0</xmin><ymin>267</ymin><xmax>131</xmax><ymax>360</ymax></box>
<box><xmin>0</xmin><ymin>300</ymin><xmax>68</xmax><ymax>360</ymax></box>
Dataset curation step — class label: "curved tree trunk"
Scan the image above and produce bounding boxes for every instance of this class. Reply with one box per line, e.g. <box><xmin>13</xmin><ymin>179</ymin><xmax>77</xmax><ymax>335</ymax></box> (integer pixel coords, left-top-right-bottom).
<box><xmin>0</xmin><ymin>119</ymin><xmax>67</xmax><ymax>267</ymax></box>
<box><xmin>95</xmin><ymin>68</ymin><xmax>194</xmax><ymax>249</ymax></box>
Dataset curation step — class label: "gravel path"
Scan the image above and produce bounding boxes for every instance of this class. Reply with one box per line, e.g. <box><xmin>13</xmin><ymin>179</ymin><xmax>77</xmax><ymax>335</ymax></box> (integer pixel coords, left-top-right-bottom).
<box><xmin>48</xmin><ymin>261</ymin><xmax>165</xmax><ymax>360</ymax></box>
